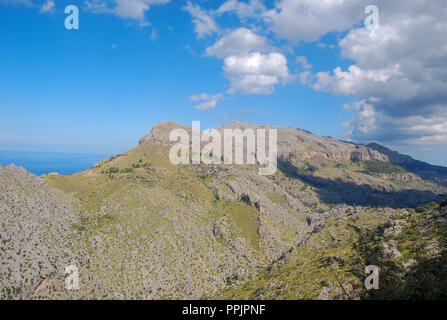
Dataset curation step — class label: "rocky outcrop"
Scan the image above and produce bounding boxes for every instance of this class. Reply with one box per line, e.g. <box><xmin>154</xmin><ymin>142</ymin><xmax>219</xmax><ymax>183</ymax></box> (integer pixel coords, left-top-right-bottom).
<box><xmin>139</xmin><ymin>121</ymin><xmax>191</xmax><ymax>146</ymax></box>
<box><xmin>0</xmin><ymin>165</ymin><xmax>81</xmax><ymax>299</ymax></box>
<box><xmin>204</xmin><ymin>165</ymin><xmax>311</xmax><ymax>260</ymax></box>
<box><xmin>139</xmin><ymin>121</ymin><xmax>389</xmax><ymax>163</ymax></box>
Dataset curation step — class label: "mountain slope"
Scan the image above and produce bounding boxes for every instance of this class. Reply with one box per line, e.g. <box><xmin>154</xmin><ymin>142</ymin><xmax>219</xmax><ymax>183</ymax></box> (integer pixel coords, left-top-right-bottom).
<box><xmin>0</xmin><ymin>164</ymin><xmax>81</xmax><ymax>299</ymax></box>
<box><xmin>2</xmin><ymin>121</ymin><xmax>447</xmax><ymax>299</ymax></box>
<box><xmin>42</xmin><ymin>142</ymin><xmax>313</xmax><ymax>298</ymax></box>
<box><xmin>219</xmin><ymin>202</ymin><xmax>447</xmax><ymax>299</ymax></box>
<box><xmin>368</xmin><ymin>143</ymin><xmax>447</xmax><ymax>186</ymax></box>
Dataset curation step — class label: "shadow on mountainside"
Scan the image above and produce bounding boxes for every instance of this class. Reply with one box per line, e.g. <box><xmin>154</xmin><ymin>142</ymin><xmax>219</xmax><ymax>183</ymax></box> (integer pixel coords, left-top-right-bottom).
<box><xmin>367</xmin><ymin>143</ymin><xmax>447</xmax><ymax>187</ymax></box>
<box><xmin>278</xmin><ymin>160</ymin><xmax>446</xmax><ymax>208</ymax></box>
<box><xmin>353</xmin><ymin>224</ymin><xmax>447</xmax><ymax>300</ymax></box>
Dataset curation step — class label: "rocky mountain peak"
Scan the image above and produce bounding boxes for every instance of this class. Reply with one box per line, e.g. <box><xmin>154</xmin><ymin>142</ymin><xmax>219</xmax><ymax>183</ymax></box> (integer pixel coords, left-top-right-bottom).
<box><xmin>368</xmin><ymin>143</ymin><xmax>414</xmax><ymax>164</ymax></box>
<box><xmin>138</xmin><ymin>121</ymin><xmax>389</xmax><ymax>163</ymax></box>
<box><xmin>139</xmin><ymin>121</ymin><xmax>191</xmax><ymax>146</ymax></box>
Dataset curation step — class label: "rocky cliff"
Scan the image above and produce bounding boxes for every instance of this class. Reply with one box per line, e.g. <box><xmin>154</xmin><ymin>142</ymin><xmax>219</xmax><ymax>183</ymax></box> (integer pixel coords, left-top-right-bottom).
<box><xmin>139</xmin><ymin>121</ymin><xmax>388</xmax><ymax>163</ymax></box>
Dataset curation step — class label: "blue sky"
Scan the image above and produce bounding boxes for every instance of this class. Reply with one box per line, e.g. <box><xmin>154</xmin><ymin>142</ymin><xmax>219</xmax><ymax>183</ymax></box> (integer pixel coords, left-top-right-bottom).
<box><xmin>1</xmin><ymin>0</ymin><xmax>446</xmax><ymax>165</ymax></box>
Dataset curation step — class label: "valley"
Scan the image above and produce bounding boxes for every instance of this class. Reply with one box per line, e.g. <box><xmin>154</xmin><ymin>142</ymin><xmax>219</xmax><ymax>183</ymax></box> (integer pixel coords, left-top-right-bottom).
<box><xmin>1</xmin><ymin>121</ymin><xmax>447</xmax><ymax>299</ymax></box>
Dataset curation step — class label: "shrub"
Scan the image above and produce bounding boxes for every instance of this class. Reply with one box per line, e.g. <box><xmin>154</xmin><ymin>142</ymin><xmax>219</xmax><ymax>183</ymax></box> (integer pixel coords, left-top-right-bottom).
<box><xmin>363</xmin><ymin>160</ymin><xmax>406</xmax><ymax>174</ymax></box>
<box><xmin>415</xmin><ymin>206</ymin><xmax>425</xmax><ymax>213</ymax></box>
<box><xmin>102</xmin><ymin>167</ymin><xmax>119</xmax><ymax>174</ymax></box>
<box><xmin>132</xmin><ymin>162</ymin><xmax>151</xmax><ymax>168</ymax></box>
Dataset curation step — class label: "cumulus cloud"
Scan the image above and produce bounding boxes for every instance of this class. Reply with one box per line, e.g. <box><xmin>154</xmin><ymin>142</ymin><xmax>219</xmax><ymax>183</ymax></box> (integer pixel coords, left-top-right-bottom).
<box><xmin>85</xmin><ymin>0</ymin><xmax>169</xmax><ymax>23</ymax></box>
<box><xmin>300</xmin><ymin>0</ymin><xmax>447</xmax><ymax>148</ymax></box>
<box><xmin>182</xmin><ymin>3</ymin><xmax>291</xmax><ymax>95</ymax></box>
<box><xmin>183</xmin><ymin>1</ymin><xmax>219</xmax><ymax>39</ymax></box>
<box><xmin>343</xmin><ymin>100</ymin><xmax>447</xmax><ymax>147</ymax></box>
<box><xmin>224</xmin><ymin>52</ymin><xmax>291</xmax><ymax>94</ymax></box>
<box><xmin>112</xmin><ymin>0</ymin><xmax>148</xmax><ymax>20</ymax></box>
<box><xmin>189</xmin><ymin>93</ymin><xmax>224</xmax><ymax>111</ymax></box>
<box><xmin>264</xmin><ymin>0</ymin><xmax>365</xmax><ymax>43</ymax></box>
<box><xmin>205</xmin><ymin>28</ymin><xmax>290</xmax><ymax>95</ymax></box>
<box><xmin>205</xmin><ymin>28</ymin><xmax>268</xmax><ymax>58</ymax></box>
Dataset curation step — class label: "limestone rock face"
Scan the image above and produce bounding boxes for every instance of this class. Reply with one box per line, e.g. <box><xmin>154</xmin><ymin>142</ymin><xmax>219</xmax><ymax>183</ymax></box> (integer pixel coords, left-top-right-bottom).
<box><xmin>139</xmin><ymin>121</ymin><xmax>389</xmax><ymax>163</ymax></box>
<box><xmin>0</xmin><ymin>165</ymin><xmax>81</xmax><ymax>299</ymax></box>
<box><xmin>139</xmin><ymin>121</ymin><xmax>191</xmax><ymax>146</ymax></box>
<box><xmin>205</xmin><ymin>166</ymin><xmax>311</xmax><ymax>259</ymax></box>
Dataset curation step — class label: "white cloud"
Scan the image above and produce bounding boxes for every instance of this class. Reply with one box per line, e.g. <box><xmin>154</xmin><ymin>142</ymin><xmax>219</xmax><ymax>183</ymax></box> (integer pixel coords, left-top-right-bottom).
<box><xmin>343</xmin><ymin>100</ymin><xmax>447</xmax><ymax>147</ymax></box>
<box><xmin>224</xmin><ymin>52</ymin><xmax>291</xmax><ymax>94</ymax></box>
<box><xmin>39</xmin><ymin>0</ymin><xmax>54</xmax><ymax>13</ymax></box>
<box><xmin>84</xmin><ymin>0</ymin><xmax>169</xmax><ymax>23</ymax></box>
<box><xmin>112</xmin><ymin>0</ymin><xmax>148</xmax><ymax>20</ymax></box>
<box><xmin>299</xmin><ymin>71</ymin><xmax>311</xmax><ymax>85</ymax></box>
<box><xmin>205</xmin><ymin>27</ymin><xmax>290</xmax><ymax>95</ymax></box>
<box><xmin>84</xmin><ymin>0</ymin><xmax>109</xmax><ymax>13</ymax></box>
<box><xmin>205</xmin><ymin>28</ymin><xmax>268</xmax><ymax>58</ymax></box>
<box><xmin>217</xmin><ymin>0</ymin><xmax>265</xmax><ymax>18</ymax></box>
<box><xmin>183</xmin><ymin>1</ymin><xmax>219</xmax><ymax>39</ymax></box>
<box><xmin>264</xmin><ymin>0</ymin><xmax>365</xmax><ymax>43</ymax></box>
<box><xmin>189</xmin><ymin>93</ymin><xmax>224</xmax><ymax>111</ymax></box>
<box><xmin>150</xmin><ymin>28</ymin><xmax>158</xmax><ymax>41</ymax></box>
<box><xmin>0</xmin><ymin>0</ymin><xmax>56</xmax><ymax>11</ymax></box>
<box><xmin>309</xmin><ymin>64</ymin><xmax>402</xmax><ymax>96</ymax></box>
<box><xmin>296</xmin><ymin>56</ymin><xmax>312</xmax><ymax>69</ymax></box>
<box><xmin>194</xmin><ymin>100</ymin><xmax>219</xmax><ymax>111</ymax></box>
<box><xmin>342</xmin><ymin>99</ymin><xmax>379</xmax><ymax>136</ymax></box>
<box><xmin>224</xmin><ymin>52</ymin><xmax>289</xmax><ymax>78</ymax></box>
<box><xmin>301</xmin><ymin>0</ymin><xmax>447</xmax><ymax>147</ymax></box>
<box><xmin>189</xmin><ymin>93</ymin><xmax>211</xmax><ymax>101</ymax></box>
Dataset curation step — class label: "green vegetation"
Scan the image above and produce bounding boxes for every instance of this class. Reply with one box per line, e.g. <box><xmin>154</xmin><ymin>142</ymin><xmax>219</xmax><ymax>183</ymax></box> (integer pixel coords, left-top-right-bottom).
<box><xmin>363</xmin><ymin>160</ymin><xmax>406</xmax><ymax>174</ymax></box>
<box><xmin>131</xmin><ymin>161</ymin><xmax>151</xmax><ymax>168</ymax></box>
<box><xmin>213</xmin><ymin>200</ymin><xmax>259</xmax><ymax>249</ymax></box>
<box><xmin>4</xmin><ymin>121</ymin><xmax>447</xmax><ymax>300</ymax></box>
<box><xmin>218</xmin><ymin>203</ymin><xmax>447</xmax><ymax>300</ymax></box>
<box><xmin>6</xmin><ymin>129</ymin><xmax>444</xmax><ymax>300</ymax></box>
<box><xmin>101</xmin><ymin>167</ymin><xmax>119</xmax><ymax>174</ymax></box>
<box><xmin>356</xmin><ymin>206</ymin><xmax>447</xmax><ymax>299</ymax></box>
<box><xmin>267</xmin><ymin>192</ymin><xmax>286</xmax><ymax>204</ymax></box>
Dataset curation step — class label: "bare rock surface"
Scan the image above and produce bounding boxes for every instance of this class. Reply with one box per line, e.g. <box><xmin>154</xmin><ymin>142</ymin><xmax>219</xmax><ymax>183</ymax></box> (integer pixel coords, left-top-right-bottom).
<box><xmin>0</xmin><ymin>164</ymin><xmax>80</xmax><ymax>299</ymax></box>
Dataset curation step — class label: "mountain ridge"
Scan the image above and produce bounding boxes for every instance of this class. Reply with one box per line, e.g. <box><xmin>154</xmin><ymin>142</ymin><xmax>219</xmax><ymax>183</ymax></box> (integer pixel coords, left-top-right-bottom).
<box><xmin>1</xmin><ymin>121</ymin><xmax>447</xmax><ymax>299</ymax></box>
<box><xmin>139</xmin><ymin>121</ymin><xmax>447</xmax><ymax>171</ymax></box>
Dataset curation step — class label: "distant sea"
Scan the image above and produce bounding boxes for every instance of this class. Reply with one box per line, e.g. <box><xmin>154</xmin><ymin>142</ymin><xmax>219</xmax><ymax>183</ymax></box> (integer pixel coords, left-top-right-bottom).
<box><xmin>0</xmin><ymin>150</ymin><xmax>111</xmax><ymax>176</ymax></box>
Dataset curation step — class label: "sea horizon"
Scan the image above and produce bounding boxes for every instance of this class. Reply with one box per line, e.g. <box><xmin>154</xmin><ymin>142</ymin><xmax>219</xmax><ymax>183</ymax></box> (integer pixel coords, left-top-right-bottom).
<box><xmin>0</xmin><ymin>149</ymin><xmax>112</xmax><ymax>176</ymax></box>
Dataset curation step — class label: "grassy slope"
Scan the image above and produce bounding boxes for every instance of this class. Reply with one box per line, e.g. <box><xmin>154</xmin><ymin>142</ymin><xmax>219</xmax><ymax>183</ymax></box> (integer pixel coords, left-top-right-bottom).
<box><xmin>218</xmin><ymin>203</ymin><xmax>447</xmax><ymax>299</ymax></box>
<box><xmin>43</xmin><ymin>144</ymin><xmax>264</xmax><ymax>298</ymax></box>
<box><xmin>41</xmin><ymin>145</ymin><xmax>447</xmax><ymax>299</ymax></box>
